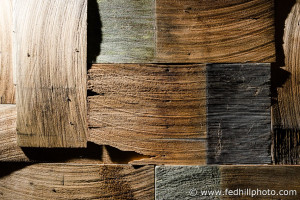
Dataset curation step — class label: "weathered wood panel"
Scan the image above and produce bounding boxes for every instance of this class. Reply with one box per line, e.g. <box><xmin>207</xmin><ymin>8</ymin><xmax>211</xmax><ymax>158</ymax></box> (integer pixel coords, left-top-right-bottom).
<box><xmin>273</xmin><ymin>129</ymin><xmax>300</xmax><ymax>164</ymax></box>
<box><xmin>14</xmin><ymin>0</ymin><xmax>87</xmax><ymax>147</ymax></box>
<box><xmin>88</xmin><ymin>64</ymin><xmax>207</xmax><ymax>165</ymax></box>
<box><xmin>221</xmin><ymin>166</ymin><xmax>300</xmax><ymax>199</ymax></box>
<box><xmin>0</xmin><ymin>164</ymin><xmax>154</xmax><ymax>200</ymax></box>
<box><xmin>271</xmin><ymin>1</ymin><xmax>300</xmax><ymax>164</ymax></box>
<box><xmin>273</xmin><ymin>1</ymin><xmax>300</xmax><ymax>129</ymax></box>
<box><xmin>0</xmin><ymin>0</ymin><xmax>15</xmax><ymax>103</ymax></box>
<box><xmin>156</xmin><ymin>0</ymin><xmax>275</xmax><ymax>63</ymax></box>
<box><xmin>207</xmin><ymin>64</ymin><xmax>271</xmax><ymax>164</ymax></box>
<box><xmin>0</xmin><ymin>104</ymin><xmax>114</xmax><ymax>163</ymax></box>
<box><xmin>0</xmin><ymin>105</ymin><xmax>28</xmax><ymax>161</ymax></box>
<box><xmin>0</xmin><ymin>104</ymin><xmax>101</xmax><ymax>162</ymax></box>
<box><xmin>95</xmin><ymin>0</ymin><xmax>155</xmax><ymax>63</ymax></box>
<box><xmin>156</xmin><ymin>166</ymin><xmax>300</xmax><ymax>199</ymax></box>
<box><xmin>156</xmin><ymin>166</ymin><xmax>221</xmax><ymax>200</ymax></box>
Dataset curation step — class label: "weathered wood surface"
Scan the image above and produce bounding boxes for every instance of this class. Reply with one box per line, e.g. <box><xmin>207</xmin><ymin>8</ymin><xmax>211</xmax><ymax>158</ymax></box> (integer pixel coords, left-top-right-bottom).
<box><xmin>273</xmin><ymin>129</ymin><xmax>300</xmax><ymax>164</ymax></box>
<box><xmin>88</xmin><ymin>64</ymin><xmax>271</xmax><ymax>165</ymax></box>
<box><xmin>0</xmin><ymin>104</ymin><xmax>150</xmax><ymax>163</ymax></box>
<box><xmin>156</xmin><ymin>166</ymin><xmax>300</xmax><ymax>200</ymax></box>
<box><xmin>155</xmin><ymin>0</ymin><xmax>275</xmax><ymax>63</ymax></box>
<box><xmin>14</xmin><ymin>0</ymin><xmax>88</xmax><ymax>147</ymax></box>
<box><xmin>156</xmin><ymin>166</ymin><xmax>221</xmax><ymax>200</ymax></box>
<box><xmin>0</xmin><ymin>164</ymin><xmax>154</xmax><ymax>200</ymax></box>
<box><xmin>272</xmin><ymin>1</ymin><xmax>300</xmax><ymax>164</ymax></box>
<box><xmin>273</xmin><ymin>0</ymin><xmax>300</xmax><ymax>129</ymax></box>
<box><xmin>272</xmin><ymin>0</ymin><xmax>300</xmax><ymax>129</ymax></box>
<box><xmin>94</xmin><ymin>0</ymin><xmax>155</xmax><ymax>63</ymax></box>
<box><xmin>0</xmin><ymin>105</ymin><xmax>28</xmax><ymax>161</ymax></box>
<box><xmin>221</xmin><ymin>166</ymin><xmax>300</xmax><ymax>199</ymax></box>
<box><xmin>0</xmin><ymin>0</ymin><xmax>15</xmax><ymax>103</ymax></box>
<box><xmin>93</xmin><ymin>0</ymin><xmax>275</xmax><ymax>63</ymax></box>
<box><xmin>207</xmin><ymin>64</ymin><xmax>271</xmax><ymax>164</ymax></box>
<box><xmin>88</xmin><ymin>64</ymin><xmax>207</xmax><ymax>165</ymax></box>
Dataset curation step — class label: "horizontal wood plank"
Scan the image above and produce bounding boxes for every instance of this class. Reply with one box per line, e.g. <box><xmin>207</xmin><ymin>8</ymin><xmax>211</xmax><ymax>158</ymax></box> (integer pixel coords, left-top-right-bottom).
<box><xmin>207</xmin><ymin>64</ymin><xmax>271</xmax><ymax>164</ymax></box>
<box><xmin>93</xmin><ymin>0</ymin><xmax>275</xmax><ymax>63</ymax></box>
<box><xmin>0</xmin><ymin>164</ymin><xmax>154</xmax><ymax>200</ymax></box>
<box><xmin>156</xmin><ymin>166</ymin><xmax>300</xmax><ymax>199</ymax></box>
<box><xmin>220</xmin><ymin>166</ymin><xmax>300</xmax><ymax>199</ymax></box>
<box><xmin>0</xmin><ymin>63</ymin><xmax>272</xmax><ymax>164</ymax></box>
<box><xmin>0</xmin><ymin>0</ymin><xmax>15</xmax><ymax>103</ymax></box>
<box><xmin>94</xmin><ymin>0</ymin><xmax>155</xmax><ymax>63</ymax></box>
<box><xmin>88</xmin><ymin>64</ymin><xmax>207</xmax><ymax>165</ymax></box>
<box><xmin>155</xmin><ymin>0</ymin><xmax>275</xmax><ymax>63</ymax></box>
<box><xmin>15</xmin><ymin>0</ymin><xmax>87</xmax><ymax>147</ymax></box>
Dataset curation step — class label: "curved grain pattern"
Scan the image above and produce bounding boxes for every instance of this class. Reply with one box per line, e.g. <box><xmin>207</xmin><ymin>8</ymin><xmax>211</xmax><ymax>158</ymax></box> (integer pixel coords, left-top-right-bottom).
<box><xmin>0</xmin><ymin>164</ymin><xmax>154</xmax><ymax>200</ymax></box>
<box><xmin>0</xmin><ymin>105</ymin><xmax>28</xmax><ymax>161</ymax></box>
<box><xmin>0</xmin><ymin>0</ymin><xmax>15</xmax><ymax>103</ymax></box>
<box><xmin>14</xmin><ymin>0</ymin><xmax>87</xmax><ymax>147</ymax></box>
<box><xmin>156</xmin><ymin>0</ymin><xmax>275</xmax><ymax>63</ymax></box>
<box><xmin>88</xmin><ymin>64</ymin><xmax>206</xmax><ymax>165</ymax></box>
<box><xmin>275</xmin><ymin>1</ymin><xmax>300</xmax><ymax>129</ymax></box>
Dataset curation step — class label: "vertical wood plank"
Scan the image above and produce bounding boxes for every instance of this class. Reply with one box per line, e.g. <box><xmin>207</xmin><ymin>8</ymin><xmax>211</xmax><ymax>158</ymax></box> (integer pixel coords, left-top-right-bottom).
<box><xmin>272</xmin><ymin>1</ymin><xmax>300</xmax><ymax>164</ymax></box>
<box><xmin>273</xmin><ymin>129</ymin><xmax>300</xmax><ymax>164</ymax></box>
<box><xmin>274</xmin><ymin>0</ymin><xmax>300</xmax><ymax>129</ymax></box>
<box><xmin>88</xmin><ymin>64</ymin><xmax>207</xmax><ymax>165</ymax></box>
<box><xmin>0</xmin><ymin>164</ymin><xmax>154</xmax><ymax>200</ymax></box>
<box><xmin>14</xmin><ymin>0</ymin><xmax>87</xmax><ymax>147</ymax></box>
<box><xmin>0</xmin><ymin>0</ymin><xmax>15</xmax><ymax>103</ymax></box>
<box><xmin>95</xmin><ymin>0</ymin><xmax>155</xmax><ymax>63</ymax></box>
<box><xmin>156</xmin><ymin>0</ymin><xmax>275</xmax><ymax>63</ymax></box>
<box><xmin>207</xmin><ymin>64</ymin><xmax>271</xmax><ymax>164</ymax></box>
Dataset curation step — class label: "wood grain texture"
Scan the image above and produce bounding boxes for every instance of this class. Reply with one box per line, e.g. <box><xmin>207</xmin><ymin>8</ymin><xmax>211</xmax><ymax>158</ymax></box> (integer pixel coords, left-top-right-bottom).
<box><xmin>95</xmin><ymin>0</ymin><xmax>155</xmax><ymax>63</ymax></box>
<box><xmin>88</xmin><ymin>64</ymin><xmax>206</xmax><ymax>165</ymax></box>
<box><xmin>271</xmin><ymin>1</ymin><xmax>300</xmax><ymax>165</ymax></box>
<box><xmin>273</xmin><ymin>0</ymin><xmax>300</xmax><ymax>129</ymax></box>
<box><xmin>0</xmin><ymin>104</ymin><xmax>106</xmax><ymax>162</ymax></box>
<box><xmin>0</xmin><ymin>105</ymin><xmax>28</xmax><ymax>161</ymax></box>
<box><xmin>273</xmin><ymin>129</ymin><xmax>300</xmax><ymax>164</ymax></box>
<box><xmin>0</xmin><ymin>164</ymin><xmax>154</xmax><ymax>200</ymax></box>
<box><xmin>156</xmin><ymin>166</ymin><xmax>221</xmax><ymax>200</ymax></box>
<box><xmin>207</xmin><ymin>64</ymin><xmax>271</xmax><ymax>164</ymax></box>
<box><xmin>0</xmin><ymin>0</ymin><xmax>15</xmax><ymax>103</ymax></box>
<box><xmin>221</xmin><ymin>166</ymin><xmax>300</xmax><ymax>199</ymax></box>
<box><xmin>156</xmin><ymin>0</ymin><xmax>275</xmax><ymax>63</ymax></box>
<box><xmin>156</xmin><ymin>166</ymin><xmax>300</xmax><ymax>199</ymax></box>
<box><xmin>14</xmin><ymin>0</ymin><xmax>87</xmax><ymax>147</ymax></box>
